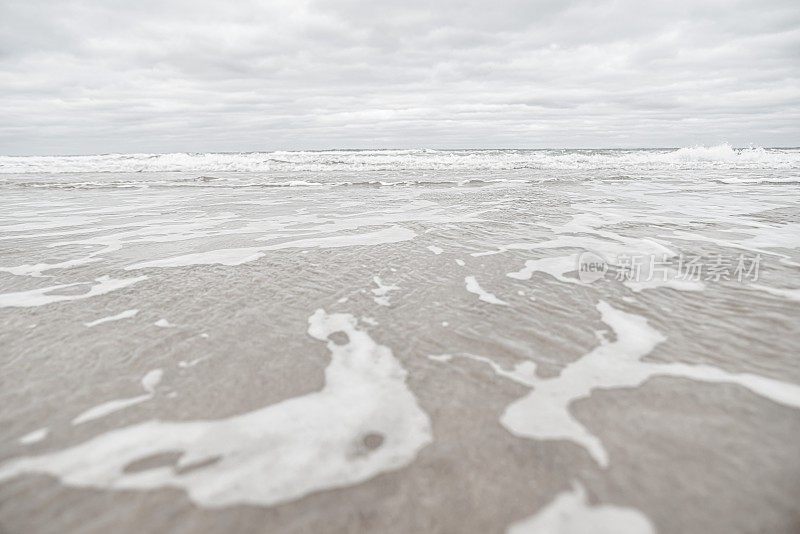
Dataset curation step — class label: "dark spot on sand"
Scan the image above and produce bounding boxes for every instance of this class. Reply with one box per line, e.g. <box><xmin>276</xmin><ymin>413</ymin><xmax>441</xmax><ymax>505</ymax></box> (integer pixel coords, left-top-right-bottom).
<box><xmin>175</xmin><ymin>455</ymin><xmax>222</xmax><ymax>475</ymax></box>
<box><xmin>328</xmin><ymin>331</ymin><xmax>349</xmax><ymax>345</ymax></box>
<box><xmin>362</xmin><ymin>433</ymin><xmax>384</xmax><ymax>450</ymax></box>
<box><xmin>123</xmin><ymin>451</ymin><xmax>183</xmax><ymax>473</ymax></box>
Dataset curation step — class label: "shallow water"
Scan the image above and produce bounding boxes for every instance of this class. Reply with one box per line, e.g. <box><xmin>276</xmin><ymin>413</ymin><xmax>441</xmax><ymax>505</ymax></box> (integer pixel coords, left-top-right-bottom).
<box><xmin>1</xmin><ymin>148</ymin><xmax>799</xmax><ymax>533</ymax></box>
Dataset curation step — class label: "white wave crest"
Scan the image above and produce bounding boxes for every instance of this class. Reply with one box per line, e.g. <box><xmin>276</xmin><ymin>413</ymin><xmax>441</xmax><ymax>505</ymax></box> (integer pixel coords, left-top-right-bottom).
<box><xmin>666</xmin><ymin>143</ymin><xmax>772</xmax><ymax>163</ymax></box>
<box><xmin>1</xmin><ymin>146</ymin><xmax>797</xmax><ymax>174</ymax></box>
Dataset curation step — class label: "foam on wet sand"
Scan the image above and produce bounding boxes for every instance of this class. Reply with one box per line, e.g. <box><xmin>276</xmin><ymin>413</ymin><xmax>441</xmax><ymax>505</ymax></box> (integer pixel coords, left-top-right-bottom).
<box><xmin>84</xmin><ymin>309</ymin><xmax>139</xmax><ymax>327</ymax></box>
<box><xmin>0</xmin><ymin>276</ymin><xmax>147</xmax><ymax>308</ymax></box>
<box><xmin>507</xmin><ymin>483</ymin><xmax>655</xmax><ymax>534</ymax></box>
<box><xmin>72</xmin><ymin>369</ymin><xmax>163</xmax><ymax>425</ymax></box>
<box><xmin>126</xmin><ymin>226</ymin><xmax>417</xmax><ymax>269</ymax></box>
<box><xmin>18</xmin><ymin>428</ymin><xmax>49</xmax><ymax>445</ymax></box>
<box><xmin>465</xmin><ymin>276</ymin><xmax>508</xmax><ymax>305</ymax></box>
<box><xmin>372</xmin><ymin>276</ymin><xmax>400</xmax><ymax>306</ymax></box>
<box><xmin>0</xmin><ymin>311</ymin><xmax>432</xmax><ymax>508</ymax></box>
<box><xmin>433</xmin><ymin>302</ymin><xmax>800</xmax><ymax>467</ymax></box>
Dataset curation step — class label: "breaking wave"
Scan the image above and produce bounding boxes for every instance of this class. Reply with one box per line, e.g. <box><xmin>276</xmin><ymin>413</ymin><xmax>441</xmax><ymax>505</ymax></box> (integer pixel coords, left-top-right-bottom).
<box><xmin>1</xmin><ymin>145</ymin><xmax>798</xmax><ymax>174</ymax></box>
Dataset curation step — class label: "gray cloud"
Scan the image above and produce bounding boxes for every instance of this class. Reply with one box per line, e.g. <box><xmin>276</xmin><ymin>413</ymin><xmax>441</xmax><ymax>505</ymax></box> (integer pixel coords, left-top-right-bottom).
<box><xmin>1</xmin><ymin>0</ymin><xmax>799</xmax><ymax>154</ymax></box>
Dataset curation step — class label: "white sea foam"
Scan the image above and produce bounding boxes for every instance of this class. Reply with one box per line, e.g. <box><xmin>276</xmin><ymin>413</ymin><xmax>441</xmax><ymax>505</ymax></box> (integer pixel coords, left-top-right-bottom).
<box><xmin>130</xmin><ymin>247</ymin><xmax>266</xmax><ymax>268</ymax></box>
<box><xmin>748</xmin><ymin>284</ymin><xmax>800</xmax><ymax>302</ymax></box>
<box><xmin>372</xmin><ymin>276</ymin><xmax>400</xmax><ymax>307</ymax></box>
<box><xmin>178</xmin><ymin>357</ymin><xmax>207</xmax><ymax>368</ymax></box>
<box><xmin>0</xmin><ymin>276</ymin><xmax>147</xmax><ymax>308</ymax></box>
<box><xmin>140</xmin><ymin>370</ymin><xmax>163</xmax><ymax>393</ymax></box>
<box><xmin>661</xmin><ymin>227</ymin><xmax>800</xmax><ymax>267</ymax></box>
<box><xmin>72</xmin><ymin>369</ymin><xmax>163</xmax><ymax>425</ymax></box>
<box><xmin>428</xmin><ymin>353</ymin><xmax>537</xmax><ymax>386</ymax></box>
<box><xmin>465</xmin><ymin>276</ymin><xmax>508</xmax><ymax>305</ymax></box>
<box><xmin>507</xmin><ymin>483</ymin><xmax>655</xmax><ymax>534</ymax></box>
<box><xmin>84</xmin><ymin>309</ymin><xmax>139</xmax><ymax>327</ymax></box>
<box><xmin>71</xmin><ymin>396</ymin><xmax>153</xmax><ymax>425</ymax></box>
<box><xmin>1</xmin><ymin>146</ymin><xmax>797</xmax><ymax>174</ymax></box>
<box><xmin>0</xmin><ymin>311</ymin><xmax>432</xmax><ymax>508</ymax></box>
<box><xmin>427</xmin><ymin>245</ymin><xmax>444</xmax><ymax>255</ymax></box>
<box><xmin>0</xmin><ymin>256</ymin><xmax>104</xmax><ymax>277</ymax></box>
<box><xmin>0</xmin><ymin>216</ymin><xmax>100</xmax><ymax>232</ymax></box>
<box><xmin>432</xmin><ymin>301</ymin><xmax>800</xmax><ymax>467</ymax></box>
<box><xmin>18</xmin><ymin>428</ymin><xmax>49</xmax><ymax>445</ymax></box>
<box><xmin>501</xmin><ymin>211</ymin><xmax>704</xmax><ymax>293</ymax></box>
<box><xmin>508</xmin><ymin>256</ymin><xmax>579</xmax><ymax>285</ymax></box>
<box><xmin>126</xmin><ymin>226</ymin><xmax>417</xmax><ymax>269</ymax></box>
<box><xmin>3</xmin><ymin>201</ymin><xmax>480</xmax><ymax>281</ymax></box>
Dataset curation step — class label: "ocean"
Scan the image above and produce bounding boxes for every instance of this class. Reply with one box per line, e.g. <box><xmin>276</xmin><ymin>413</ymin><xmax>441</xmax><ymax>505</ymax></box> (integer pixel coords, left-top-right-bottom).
<box><xmin>1</xmin><ymin>146</ymin><xmax>799</xmax><ymax>533</ymax></box>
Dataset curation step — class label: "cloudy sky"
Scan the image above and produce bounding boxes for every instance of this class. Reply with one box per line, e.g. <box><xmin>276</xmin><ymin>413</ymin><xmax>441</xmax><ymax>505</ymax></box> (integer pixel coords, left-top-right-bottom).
<box><xmin>1</xmin><ymin>0</ymin><xmax>799</xmax><ymax>154</ymax></box>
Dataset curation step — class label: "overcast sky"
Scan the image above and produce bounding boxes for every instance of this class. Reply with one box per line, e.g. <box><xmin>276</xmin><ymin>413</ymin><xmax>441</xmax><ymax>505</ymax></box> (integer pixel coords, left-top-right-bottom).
<box><xmin>1</xmin><ymin>0</ymin><xmax>799</xmax><ymax>154</ymax></box>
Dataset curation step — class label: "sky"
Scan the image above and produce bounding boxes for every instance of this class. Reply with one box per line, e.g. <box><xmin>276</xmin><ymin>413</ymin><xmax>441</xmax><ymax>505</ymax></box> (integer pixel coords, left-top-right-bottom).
<box><xmin>1</xmin><ymin>0</ymin><xmax>799</xmax><ymax>154</ymax></box>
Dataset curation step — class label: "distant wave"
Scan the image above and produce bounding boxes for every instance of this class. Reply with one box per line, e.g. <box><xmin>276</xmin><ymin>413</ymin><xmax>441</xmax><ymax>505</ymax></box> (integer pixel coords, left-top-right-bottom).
<box><xmin>1</xmin><ymin>145</ymin><xmax>798</xmax><ymax>173</ymax></box>
<box><xmin>0</xmin><ymin>177</ymin><xmax>542</xmax><ymax>190</ymax></box>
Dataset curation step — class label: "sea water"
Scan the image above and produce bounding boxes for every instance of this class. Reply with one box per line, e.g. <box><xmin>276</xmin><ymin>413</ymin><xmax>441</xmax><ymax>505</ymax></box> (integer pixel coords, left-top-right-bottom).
<box><xmin>0</xmin><ymin>146</ymin><xmax>798</xmax><ymax>533</ymax></box>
